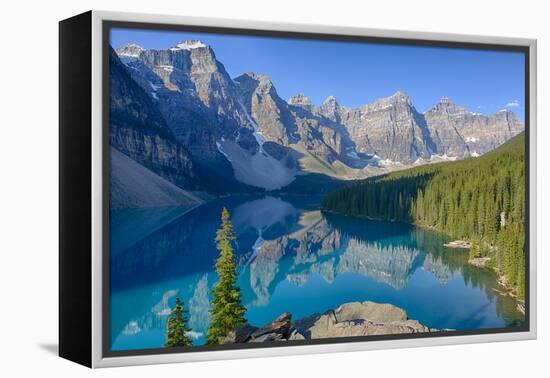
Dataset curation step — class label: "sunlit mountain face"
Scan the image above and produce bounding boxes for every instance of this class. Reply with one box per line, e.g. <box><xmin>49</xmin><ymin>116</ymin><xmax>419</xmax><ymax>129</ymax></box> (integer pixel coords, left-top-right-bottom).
<box><xmin>110</xmin><ymin>41</ymin><xmax>524</xmax><ymax>196</ymax></box>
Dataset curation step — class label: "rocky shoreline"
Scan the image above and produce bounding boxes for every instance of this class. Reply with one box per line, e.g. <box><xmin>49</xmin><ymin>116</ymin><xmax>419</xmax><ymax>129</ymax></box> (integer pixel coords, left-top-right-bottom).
<box><xmin>468</xmin><ymin>256</ymin><xmax>491</xmax><ymax>267</ymax></box>
<box><xmin>444</xmin><ymin>240</ymin><xmax>472</xmax><ymax>249</ymax></box>
<box><xmin>224</xmin><ymin>301</ymin><xmax>437</xmax><ymax>344</ymax></box>
<box><xmin>467</xmin><ymin>256</ymin><xmax>525</xmax><ymax>314</ymax></box>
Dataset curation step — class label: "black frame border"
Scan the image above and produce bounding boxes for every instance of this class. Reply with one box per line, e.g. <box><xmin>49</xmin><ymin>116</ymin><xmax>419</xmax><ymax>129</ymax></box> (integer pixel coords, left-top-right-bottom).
<box><xmin>59</xmin><ymin>11</ymin><xmax>93</xmax><ymax>367</ymax></box>
<box><xmin>101</xmin><ymin>19</ymin><xmax>531</xmax><ymax>359</ymax></box>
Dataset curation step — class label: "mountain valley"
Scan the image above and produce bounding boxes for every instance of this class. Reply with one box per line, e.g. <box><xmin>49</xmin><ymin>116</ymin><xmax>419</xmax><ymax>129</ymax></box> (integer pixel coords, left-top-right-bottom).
<box><xmin>111</xmin><ymin>40</ymin><xmax>524</xmax><ymax>204</ymax></box>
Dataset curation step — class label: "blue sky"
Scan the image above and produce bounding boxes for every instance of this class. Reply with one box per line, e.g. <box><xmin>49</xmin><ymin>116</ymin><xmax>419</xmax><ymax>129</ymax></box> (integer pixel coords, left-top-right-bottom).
<box><xmin>111</xmin><ymin>28</ymin><xmax>525</xmax><ymax>121</ymax></box>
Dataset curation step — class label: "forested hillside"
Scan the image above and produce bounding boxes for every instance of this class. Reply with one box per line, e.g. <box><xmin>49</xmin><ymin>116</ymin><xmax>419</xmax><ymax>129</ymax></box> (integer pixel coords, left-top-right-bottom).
<box><xmin>322</xmin><ymin>132</ymin><xmax>526</xmax><ymax>298</ymax></box>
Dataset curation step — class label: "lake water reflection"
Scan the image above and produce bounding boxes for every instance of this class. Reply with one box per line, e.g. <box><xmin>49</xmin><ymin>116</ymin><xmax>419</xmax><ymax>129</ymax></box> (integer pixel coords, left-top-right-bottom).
<box><xmin>109</xmin><ymin>195</ymin><xmax>524</xmax><ymax>351</ymax></box>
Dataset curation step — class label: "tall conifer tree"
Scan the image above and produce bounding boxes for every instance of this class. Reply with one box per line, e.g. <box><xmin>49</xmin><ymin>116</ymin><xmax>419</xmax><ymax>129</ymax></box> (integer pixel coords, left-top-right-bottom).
<box><xmin>321</xmin><ymin>132</ymin><xmax>526</xmax><ymax>298</ymax></box>
<box><xmin>206</xmin><ymin>208</ymin><xmax>246</xmax><ymax>344</ymax></box>
<box><xmin>165</xmin><ymin>297</ymin><xmax>192</xmax><ymax>347</ymax></box>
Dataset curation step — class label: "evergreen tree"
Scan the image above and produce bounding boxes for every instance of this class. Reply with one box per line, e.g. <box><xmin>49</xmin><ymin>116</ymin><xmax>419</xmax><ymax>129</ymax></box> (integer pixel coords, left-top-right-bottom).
<box><xmin>206</xmin><ymin>208</ymin><xmax>246</xmax><ymax>344</ymax></box>
<box><xmin>165</xmin><ymin>297</ymin><xmax>192</xmax><ymax>347</ymax></box>
<box><xmin>321</xmin><ymin>132</ymin><xmax>526</xmax><ymax>298</ymax></box>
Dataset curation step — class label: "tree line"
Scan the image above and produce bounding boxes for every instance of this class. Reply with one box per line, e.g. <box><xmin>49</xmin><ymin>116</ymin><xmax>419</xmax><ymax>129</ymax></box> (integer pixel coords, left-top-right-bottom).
<box><xmin>164</xmin><ymin>207</ymin><xmax>247</xmax><ymax>347</ymax></box>
<box><xmin>321</xmin><ymin>132</ymin><xmax>526</xmax><ymax>298</ymax></box>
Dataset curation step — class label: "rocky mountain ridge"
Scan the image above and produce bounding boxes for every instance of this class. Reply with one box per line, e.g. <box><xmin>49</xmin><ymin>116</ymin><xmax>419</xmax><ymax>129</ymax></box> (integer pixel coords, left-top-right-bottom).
<box><xmin>113</xmin><ymin>40</ymin><xmax>524</xmax><ymax>193</ymax></box>
<box><xmin>109</xmin><ymin>47</ymin><xmax>197</xmax><ymax>192</ymax></box>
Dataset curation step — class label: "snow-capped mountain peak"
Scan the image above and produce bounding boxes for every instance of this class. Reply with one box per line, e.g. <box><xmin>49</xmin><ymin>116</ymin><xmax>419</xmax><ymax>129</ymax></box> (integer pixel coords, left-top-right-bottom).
<box><xmin>439</xmin><ymin>96</ymin><xmax>452</xmax><ymax>104</ymax></box>
<box><xmin>115</xmin><ymin>44</ymin><xmax>145</xmax><ymax>58</ymax></box>
<box><xmin>171</xmin><ymin>40</ymin><xmax>207</xmax><ymax>51</ymax></box>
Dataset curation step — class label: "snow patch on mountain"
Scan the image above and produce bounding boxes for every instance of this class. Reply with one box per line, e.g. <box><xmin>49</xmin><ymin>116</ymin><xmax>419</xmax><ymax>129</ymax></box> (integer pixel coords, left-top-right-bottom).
<box><xmin>216</xmin><ymin>141</ymin><xmax>233</xmax><ymax>162</ymax></box>
<box><xmin>238</xmin><ymin>100</ymin><xmax>266</xmax><ymax>152</ymax></box>
<box><xmin>158</xmin><ymin>65</ymin><xmax>174</xmax><ymax>73</ymax></box>
<box><xmin>362</xmin><ymin>154</ymin><xmax>403</xmax><ymax>168</ymax></box>
<box><xmin>346</xmin><ymin>150</ymin><xmax>360</xmax><ymax>160</ymax></box>
<box><xmin>430</xmin><ymin>153</ymin><xmax>458</xmax><ymax>162</ymax></box>
<box><xmin>149</xmin><ymin>81</ymin><xmax>161</xmax><ymax>100</ymax></box>
<box><xmin>171</xmin><ymin>40</ymin><xmax>207</xmax><ymax>51</ymax></box>
<box><xmin>150</xmin><ymin>82</ymin><xmax>162</xmax><ymax>91</ymax></box>
<box><xmin>116</xmin><ymin>44</ymin><xmax>145</xmax><ymax>58</ymax></box>
<box><xmin>216</xmin><ymin>139</ymin><xmax>296</xmax><ymax>190</ymax></box>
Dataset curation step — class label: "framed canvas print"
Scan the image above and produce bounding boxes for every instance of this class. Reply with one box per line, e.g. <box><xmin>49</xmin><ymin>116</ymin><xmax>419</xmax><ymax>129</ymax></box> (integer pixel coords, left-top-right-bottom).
<box><xmin>59</xmin><ymin>10</ymin><xmax>537</xmax><ymax>368</ymax></box>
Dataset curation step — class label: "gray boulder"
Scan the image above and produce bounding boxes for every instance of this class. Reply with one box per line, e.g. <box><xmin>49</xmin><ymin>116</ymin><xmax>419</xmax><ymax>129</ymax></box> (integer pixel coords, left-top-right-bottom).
<box><xmin>224</xmin><ymin>312</ymin><xmax>292</xmax><ymax>343</ymax></box>
<box><xmin>293</xmin><ymin>301</ymin><xmax>432</xmax><ymax>339</ymax></box>
<box><xmin>249</xmin><ymin>312</ymin><xmax>292</xmax><ymax>341</ymax></box>
<box><xmin>224</xmin><ymin>323</ymin><xmax>258</xmax><ymax>344</ymax></box>
<box><xmin>333</xmin><ymin>301</ymin><xmax>408</xmax><ymax>322</ymax></box>
<box><xmin>225</xmin><ymin>301</ymin><xmax>434</xmax><ymax>344</ymax></box>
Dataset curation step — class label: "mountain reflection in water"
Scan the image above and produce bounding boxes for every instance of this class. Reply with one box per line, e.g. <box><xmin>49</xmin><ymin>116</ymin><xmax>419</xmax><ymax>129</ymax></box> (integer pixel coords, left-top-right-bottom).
<box><xmin>109</xmin><ymin>195</ymin><xmax>524</xmax><ymax>350</ymax></box>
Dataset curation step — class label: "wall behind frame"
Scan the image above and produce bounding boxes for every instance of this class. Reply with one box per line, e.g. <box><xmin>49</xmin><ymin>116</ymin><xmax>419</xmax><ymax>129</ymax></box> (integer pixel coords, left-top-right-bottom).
<box><xmin>0</xmin><ymin>0</ymin><xmax>542</xmax><ymax>376</ymax></box>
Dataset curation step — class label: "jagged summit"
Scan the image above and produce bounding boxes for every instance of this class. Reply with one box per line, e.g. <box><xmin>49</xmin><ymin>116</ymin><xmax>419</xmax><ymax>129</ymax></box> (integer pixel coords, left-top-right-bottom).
<box><xmin>363</xmin><ymin>91</ymin><xmax>411</xmax><ymax>110</ymax></box>
<box><xmin>237</xmin><ymin>71</ymin><xmax>272</xmax><ymax>83</ymax></box>
<box><xmin>392</xmin><ymin>90</ymin><xmax>410</xmax><ymax>100</ymax></box>
<box><xmin>322</xmin><ymin>95</ymin><xmax>338</xmax><ymax>105</ymax></box>
<box><xmin>234</xmin><ymin>72</ymin><xmax>276</xmax><ymax>97</ymax></box>
<box><xmin>439</xmin><ymin>96</ymin><xmax>453</xmax><ymax>104</ymax></box>
<box><xmin>495</xmin><ymin>109</ymin><xmax>517</xmax><ymax>120</ymax></box>
<box><xmin>111</xmin><ymin>39</ymin><xmax>524</xmax><ymax>173</ymax></box>
<box><xmin>288</xmin><ymin>92</ymin><xmax>313</xmax><ymax>108</ymax></box>
<box><xmin>120</xmin><ymin>43</ymin><xmax>144</xmax><ymax>49</ymax></box>
<box><xmin>171</xmin><ymin>40</ymin><xmax>207</xmax><ymax>50</ymax></box>
<box><xmin>426</xmin><ymin>96</ymin><xmax>468</xmax><ymax>115</ymax></box>
<box><xmin>115</xmin><ymin>43</ymin><xmax>145</xmax><ymax>58</ymax></box>
<box><xmin>362</xmin><ymin>91</ymin><xmax>412</xmax><ymax>112</ymax></box>
<box><xmin>319</xmin><ymin>96</ymin><xmax>341</xmax><ymax>122</ymax></box>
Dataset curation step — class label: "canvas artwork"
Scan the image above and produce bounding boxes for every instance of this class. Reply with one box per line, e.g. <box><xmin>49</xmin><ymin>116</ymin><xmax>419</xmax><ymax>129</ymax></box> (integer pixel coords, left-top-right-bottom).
<box><xmin>107</xmin><ymin>25</ymin><xmax>527</xmax><ymax>354</ymax></box>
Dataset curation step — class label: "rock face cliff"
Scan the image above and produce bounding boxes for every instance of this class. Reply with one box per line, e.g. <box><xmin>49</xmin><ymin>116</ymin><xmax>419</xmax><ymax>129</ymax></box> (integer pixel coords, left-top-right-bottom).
<box><xmin>224</xmin><ymin>301</ymin><xmax>435</xmax><ymax>344</ymax></box>
<box><xmin>424</xmin><ymin>96</ymin><xmax>523</xmax><ymax>158</ymax></box>
<box><xmin>117</xmin><ymin>43</ymin><xmax>299</xmax><ymax>190</ymax></box>
<box><xmin>116</xmin><ymin>41</ymin><xmax>254</xmax><ymax>160</ymax></box>
<box><xmin>234</xmin><ymin>72</ymin><xmax>356</xmax><ymax>171</ymax></box>
<box><xmin>234</xmin><ymin>72</ymin><xmax>299</xmax><ymax>146</ymax></box>
<box><xmin>113</xmin><ymin>40</ymin><xmax>524</xmax><ymax>192</ymax></box>
<box><xmin>232</xmin><ymin>68</ymin><xmax>523</xmax><ymax>170</ymax></box>
<box><xmin>339</xmin><ymin>91</ymin><xmax>435</xmax><ymax>163</ymax></box>
<box><xmin>109</xmin><ymin>48</ymin><xmax>197</xmax><ymax>191</ymax></box>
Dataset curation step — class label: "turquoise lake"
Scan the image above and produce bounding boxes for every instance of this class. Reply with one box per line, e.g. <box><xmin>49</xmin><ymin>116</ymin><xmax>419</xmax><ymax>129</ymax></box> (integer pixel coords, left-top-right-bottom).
<box><xmin>109</xmin><ymin>195</ymin><xmax>524</xmax><ymax>351</ymax></box>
